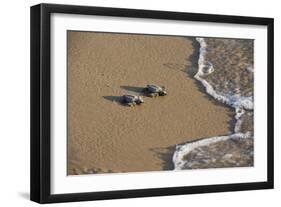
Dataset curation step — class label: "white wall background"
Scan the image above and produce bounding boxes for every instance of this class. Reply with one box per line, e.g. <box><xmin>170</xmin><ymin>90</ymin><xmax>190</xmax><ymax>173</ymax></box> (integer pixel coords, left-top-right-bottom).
<box><xmin>0</xmin><ymin>0</ymin><xmax>279</xmax><ymax>206</ymax></box>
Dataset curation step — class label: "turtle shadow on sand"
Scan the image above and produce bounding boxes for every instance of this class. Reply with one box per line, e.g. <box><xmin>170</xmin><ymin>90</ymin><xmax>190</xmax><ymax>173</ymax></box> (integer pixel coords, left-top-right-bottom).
<box><xmin>102</xmin><ymin>95</ymin><xmax>126</xmax><ymax>106</ymax></box>
<box><xmin>120</xmin><ymin>85</ymin><xmax>144</xmax><ymax>94</ymax></box>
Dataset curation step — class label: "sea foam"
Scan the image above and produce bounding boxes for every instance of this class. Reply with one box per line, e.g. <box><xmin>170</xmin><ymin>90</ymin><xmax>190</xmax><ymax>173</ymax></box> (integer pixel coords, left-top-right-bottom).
<box><xmin>195</xmin><ymin>38</ymin><xmax>253</xmax><ymax>110</ymax></box>
<box><xmin>173</xmin><ymin>132</ymin><xmax>251</xmax><ymax>170</ymax></box>
<box><xmin>172</xmin><ymin>38</ymin><xmax>253</xmax><ymax>170</ymax></box>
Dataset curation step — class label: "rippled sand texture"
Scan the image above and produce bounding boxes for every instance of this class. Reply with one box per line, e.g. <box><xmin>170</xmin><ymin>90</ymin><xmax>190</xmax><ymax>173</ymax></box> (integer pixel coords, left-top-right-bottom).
<box><xmin>67</xmin><ymin>32</ymin><xmax>234</xmax><ymax>175</ymax></box>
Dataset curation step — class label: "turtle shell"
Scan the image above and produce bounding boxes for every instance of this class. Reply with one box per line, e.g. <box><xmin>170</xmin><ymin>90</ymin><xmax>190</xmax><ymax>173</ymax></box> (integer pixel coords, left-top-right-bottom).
<box><xmin>123</xmin><ymin>95</ymin><xmax>137</xmax><ymax>103</ymax></box>
<box><xmin>147</xmin><ymin>84</ymin><xmax>161</xmax><ymax>93</ymax></box>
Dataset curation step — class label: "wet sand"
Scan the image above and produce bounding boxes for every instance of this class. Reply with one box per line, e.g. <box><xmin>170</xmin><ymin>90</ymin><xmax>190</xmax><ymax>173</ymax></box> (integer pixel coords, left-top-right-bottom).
<box><xmin>67</xmin><ymin>32</ymin><xmax>234</xmax><ymax>175</ymax></box>
<box><xmin>204</xmin><ymin>38</ymin><xmax>254</xmax><ymax>97</ymax></box>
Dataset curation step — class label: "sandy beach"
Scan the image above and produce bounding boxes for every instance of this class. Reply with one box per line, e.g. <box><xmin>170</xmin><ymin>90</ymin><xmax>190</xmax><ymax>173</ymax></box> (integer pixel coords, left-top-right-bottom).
<box><xmin>67</xmin><ymin>32</ymin><xmax>234</xmax><ymax>175</ymax></box>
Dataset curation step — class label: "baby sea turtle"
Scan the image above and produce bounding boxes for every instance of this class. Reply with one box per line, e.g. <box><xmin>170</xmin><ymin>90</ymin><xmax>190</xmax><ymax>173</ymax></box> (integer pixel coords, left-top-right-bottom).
<box><xmin>145</xmin><ymin>84</ymin><xmax>167</xmax><ymax>97</ymax></box>
<box><xmin>123</xmin><ymin>95</ymin><xmax>144</xmax><ymax>106</ymax></box>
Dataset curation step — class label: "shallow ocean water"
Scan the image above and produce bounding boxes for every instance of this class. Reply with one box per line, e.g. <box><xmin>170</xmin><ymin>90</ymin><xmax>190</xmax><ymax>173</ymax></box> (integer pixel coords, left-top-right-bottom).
<box><xmin>173</xmin><ymin>37</ymin><xmax>254</xmax><ymax>170</ymax></box>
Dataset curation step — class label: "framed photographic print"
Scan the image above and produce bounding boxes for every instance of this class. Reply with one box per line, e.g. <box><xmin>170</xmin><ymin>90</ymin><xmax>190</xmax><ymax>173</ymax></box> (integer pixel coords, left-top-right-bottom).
<box><xmin>30</xmin><ymin>3</ymin><xmax>274</xmax><ymax>203</ymax></box>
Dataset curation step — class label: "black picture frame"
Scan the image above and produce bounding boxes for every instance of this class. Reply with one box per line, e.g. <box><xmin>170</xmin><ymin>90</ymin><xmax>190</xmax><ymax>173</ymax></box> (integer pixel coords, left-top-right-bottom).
<box><xmin>30</xmin><ymin>3</ymin><xmax>274</xmax><ymax>204</ymax></box>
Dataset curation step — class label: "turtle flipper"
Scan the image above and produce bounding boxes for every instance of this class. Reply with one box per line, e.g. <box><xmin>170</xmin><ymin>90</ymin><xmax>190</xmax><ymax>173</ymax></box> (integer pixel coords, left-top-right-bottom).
<box><xmin>150</xmin><ymin>93</ymin><xmax>158</xmax><ymax>97</ymax></box>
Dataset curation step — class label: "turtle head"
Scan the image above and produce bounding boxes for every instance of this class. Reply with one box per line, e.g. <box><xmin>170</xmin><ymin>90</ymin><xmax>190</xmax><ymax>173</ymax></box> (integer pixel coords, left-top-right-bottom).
<box><xmin>136</xmin><ymin>96</ymin><xmax>144</xmax><ymax>104</ymax></box>
<box><xmin>159</xmin><ymin>90</ymin><xmax>167</xmax><ymax>96</ymax></box>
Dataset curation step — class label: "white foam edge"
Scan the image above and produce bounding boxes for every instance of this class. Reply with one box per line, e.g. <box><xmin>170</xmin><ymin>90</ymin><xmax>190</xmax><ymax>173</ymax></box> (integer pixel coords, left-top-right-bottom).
<box><xmin>173</xmin><ymin>132</ymin><xmax>251</xmax><ymax>170</ymax></box>
<box><xmin>195</xmin><ymin>38</ymin><xmax>253</xmax><ymax>110</ymax></box>
<box><xmin>172</xmin><ymin>38</ymin><xmax>253</xmax><ymax>170</ymax></box>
